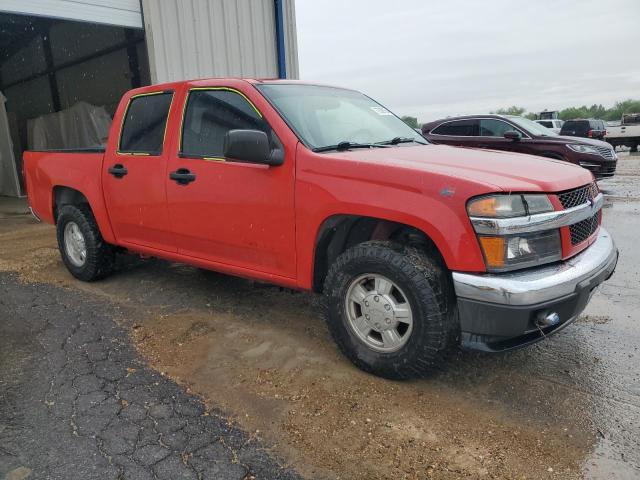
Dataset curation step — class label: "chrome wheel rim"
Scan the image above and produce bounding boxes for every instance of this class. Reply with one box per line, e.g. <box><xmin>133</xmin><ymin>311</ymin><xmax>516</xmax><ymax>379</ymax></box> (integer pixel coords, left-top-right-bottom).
<box><xmin>64</xmin><ymin>222</ymin><xmax>87</xmax><ymax>267</ymax></box>
<box><xmin>344</xmin><ymin>273</ymin><xmax>413</xmax><ymax>353</ymax></box>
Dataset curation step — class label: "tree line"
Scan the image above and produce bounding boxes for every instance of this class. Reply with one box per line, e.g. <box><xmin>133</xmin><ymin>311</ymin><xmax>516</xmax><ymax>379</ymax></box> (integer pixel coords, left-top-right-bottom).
<box><xmin>401</xmin><ymin>99</ymin><xmax>640</xmax><ymax>128</ymax></box>
<box><xmin>491</xmin><ymin>99</ymin><xmax>640</xmax><ymax>122</ymax></box>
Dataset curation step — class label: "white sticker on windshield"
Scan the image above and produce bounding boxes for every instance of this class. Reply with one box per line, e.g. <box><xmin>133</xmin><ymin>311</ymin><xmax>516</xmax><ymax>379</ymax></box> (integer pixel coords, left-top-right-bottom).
<box><xmin>371</xmin><ymin>106</ymin><xmax>393</xmax><ymax>116</ymax></box>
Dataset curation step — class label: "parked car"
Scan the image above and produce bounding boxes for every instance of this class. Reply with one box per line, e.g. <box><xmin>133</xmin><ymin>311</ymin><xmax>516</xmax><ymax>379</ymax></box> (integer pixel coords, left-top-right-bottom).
<box><xmin>422</xmin><ymin>115</ymin><xmax>617</xmax><ymax>178</ymax></box>
<box><xmin>606</xmin><ymin>113</ymin><xmax>640</xmax><ymax>152</ymax></box>
<box><xmin>24</xmin><ymin>80</ymin><xmax>618</xmax><ymax>379</ymax></box>
<box><xmin>534</xmin><ymin>119</ymin><xmax>564</xmax><ymax>134</ymax></box>
<box><xmin>560</xmin><ymin>119</ymin><xmax>606</xmax><ymax>140</ymax></box>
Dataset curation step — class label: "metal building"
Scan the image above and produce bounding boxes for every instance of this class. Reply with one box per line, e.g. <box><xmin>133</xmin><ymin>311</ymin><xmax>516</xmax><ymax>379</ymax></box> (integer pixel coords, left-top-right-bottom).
<box><xmin>0</xmin><ymin>0</ymin><xmax>299</xmax><ymax>196</ymax></box>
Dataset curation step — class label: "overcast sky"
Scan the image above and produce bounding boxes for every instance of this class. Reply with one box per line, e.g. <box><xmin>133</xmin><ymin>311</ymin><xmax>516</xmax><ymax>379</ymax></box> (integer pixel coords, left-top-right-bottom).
<box><xmin>295</xmin><ymin>0</ymin><xmax>640</xmax><ymax>123</ymax></box>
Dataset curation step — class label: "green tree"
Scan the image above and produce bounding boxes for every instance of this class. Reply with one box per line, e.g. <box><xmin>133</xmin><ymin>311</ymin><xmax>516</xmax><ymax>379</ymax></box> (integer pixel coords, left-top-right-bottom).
<box><xmin>401</xmin><ymin>116</ymin><xmax>419</xmax><ymax>129</ymax></box>
<box><xmin>491</xmin><ymin>106</ymin><xmax>526</xmax><ymax>116</ymax></box>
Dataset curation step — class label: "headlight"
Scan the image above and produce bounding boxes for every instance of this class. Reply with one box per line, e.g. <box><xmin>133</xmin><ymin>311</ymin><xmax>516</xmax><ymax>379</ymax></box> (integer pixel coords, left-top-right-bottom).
<box><xmin>468</xmin><ymin>194</ymin><xmax>559</xmax><ymax>272</ymax></box>
<box><xmin>478</xmin><ymin>230</ymin><xmax>562</xmax><ymax>272</ymax></box>
<box><xmin>467</xmin><ymin>194</ymin><xmax>553</xmax><ymax>218</ymax></box>
<box><xmin>566</xmin><ymin>144</ymin><xmax>599</xmax><ymax>155</ymax></box>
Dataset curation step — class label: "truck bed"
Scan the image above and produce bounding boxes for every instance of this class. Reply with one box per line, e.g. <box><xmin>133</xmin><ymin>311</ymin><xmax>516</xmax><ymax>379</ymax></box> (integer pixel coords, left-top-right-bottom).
<box><xmin>23</xmin><ymin>150</ymin><xmax>111</xmax><ymax>234</ymax></box>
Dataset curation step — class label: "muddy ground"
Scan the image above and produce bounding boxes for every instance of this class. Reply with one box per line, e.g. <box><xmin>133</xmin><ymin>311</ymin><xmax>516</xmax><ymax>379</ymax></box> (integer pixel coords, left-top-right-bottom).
<box><xmin>1</xmin><ymin>153</ymin><xmax>639</xmax><ymax>479</ymax></box>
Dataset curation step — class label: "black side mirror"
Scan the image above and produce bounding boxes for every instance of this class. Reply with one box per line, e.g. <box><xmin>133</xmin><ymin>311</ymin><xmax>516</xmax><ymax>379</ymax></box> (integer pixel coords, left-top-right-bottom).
<box><xmin>503</xmin><ymin>130</ymin><xmax>522</xmax><ymax>141</ymax></box>
<box><xmin>223</xmin><ymin>129</ymin><xmax>283</xmax><ymax>166</ymax></box>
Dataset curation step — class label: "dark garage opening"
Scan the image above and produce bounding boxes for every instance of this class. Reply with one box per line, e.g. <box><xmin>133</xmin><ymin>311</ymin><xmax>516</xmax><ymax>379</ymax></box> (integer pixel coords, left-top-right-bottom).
<box><xmin>0</xmin><ymin>12</ymin><xmax>151</xmax><ymax>195</ymax></box>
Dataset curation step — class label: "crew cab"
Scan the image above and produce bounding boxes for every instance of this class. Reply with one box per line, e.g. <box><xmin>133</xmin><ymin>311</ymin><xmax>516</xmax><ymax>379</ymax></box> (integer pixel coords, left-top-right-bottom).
<box><xmin>422</xmin><ymin>115</ymin><xmax>617</xmax><ymax>178</ymax></box>
<box><xmin>24</xmin><ymin>79</ymin><xmax>618</xmax><ymax>379</ymax></box>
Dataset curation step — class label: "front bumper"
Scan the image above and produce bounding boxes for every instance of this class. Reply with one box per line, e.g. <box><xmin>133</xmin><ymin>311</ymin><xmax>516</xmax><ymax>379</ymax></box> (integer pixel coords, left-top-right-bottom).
<box><xmin>452</xmin><ymin>228</ymin><xmax>618</xmax><ymax>352</ymax></box>
<box><xmin>580</xmin><ymin>159</ymin><xmax>617</xmax><ymax>178</ymax></box>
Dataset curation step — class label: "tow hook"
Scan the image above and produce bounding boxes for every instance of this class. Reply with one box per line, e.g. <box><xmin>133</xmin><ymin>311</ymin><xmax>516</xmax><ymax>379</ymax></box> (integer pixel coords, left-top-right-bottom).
<box><xmin>535</xmin><ymin>311</ymin><xmax>561</xmax><ymax>329</ymax></box>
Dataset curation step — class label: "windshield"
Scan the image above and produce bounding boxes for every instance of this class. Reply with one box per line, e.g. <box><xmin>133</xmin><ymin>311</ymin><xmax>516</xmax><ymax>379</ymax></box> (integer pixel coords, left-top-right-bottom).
<box><xmin>255</xmin><ymin>84</ymin><xmax>427</xmax><ymax>150</ymax></box>
<box><xmin>509</xmin><ymin>116</ymin><xmax>559</xmax><ymax>137</ymax></box>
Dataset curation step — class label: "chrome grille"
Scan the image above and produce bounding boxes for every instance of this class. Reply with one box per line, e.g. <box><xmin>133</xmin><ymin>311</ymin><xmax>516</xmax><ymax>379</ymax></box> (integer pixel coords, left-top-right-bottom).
<box><xmin>569</xmin><ymin>212</ymin><xmax>600</xmax><ymax>245</ymax></box>
<box><xmin>595</xmin><ymin>145</ymin><xmax>615</xmax><ymax>159</ymax></box>
<box><xmin>558</xmin><ymin>183</ymin><xmax>598</xmax><ymax>209</ymax></box>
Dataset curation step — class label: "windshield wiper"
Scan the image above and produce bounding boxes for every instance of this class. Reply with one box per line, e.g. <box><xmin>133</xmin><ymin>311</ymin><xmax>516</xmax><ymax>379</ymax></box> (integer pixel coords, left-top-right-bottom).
<box><xmin>312</xmin><ymin>141</ymin><xmax>390</xmax><ymax>153</ymax></box>
<box><xmin>375</xmin><ymin>137</ymin><xmax>427</xmax><ymax>146</ymax></box>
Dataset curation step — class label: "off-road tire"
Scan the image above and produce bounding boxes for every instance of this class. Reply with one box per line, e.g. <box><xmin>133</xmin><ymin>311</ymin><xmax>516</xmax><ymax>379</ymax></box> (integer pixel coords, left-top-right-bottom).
<box><xmin>56</xmin><ymin>204</ymin><xmax>115</xmax><ymax>281</ymax></box>
<box><xmin>323</xmin><ymin>241</ymin><xmax>456</xmax><ymax>379</ymax></box>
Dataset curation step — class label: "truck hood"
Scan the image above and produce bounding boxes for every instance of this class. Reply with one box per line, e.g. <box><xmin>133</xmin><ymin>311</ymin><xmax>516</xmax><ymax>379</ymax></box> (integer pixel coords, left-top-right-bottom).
<box><xmin>326</xmin><ymin>144</ymin><xmax>593</xmax><ymax>193</ymax></box>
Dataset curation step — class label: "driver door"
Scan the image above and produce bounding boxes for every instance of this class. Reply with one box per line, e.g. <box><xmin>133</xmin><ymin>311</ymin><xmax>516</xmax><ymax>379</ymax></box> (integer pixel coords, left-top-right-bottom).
<box><xmin>165</xmin><ymin>86</ymin><xmax>297</xmax><ymax>278</ymax></box>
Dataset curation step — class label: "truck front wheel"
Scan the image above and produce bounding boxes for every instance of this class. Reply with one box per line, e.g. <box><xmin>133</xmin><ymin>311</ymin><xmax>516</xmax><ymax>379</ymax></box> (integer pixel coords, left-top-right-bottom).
<box><xmin>56</xmin><ymin>204</ymin><xmax>115</xmax><ymax>281</ymax></box>
<box><xmin>323</xmin><ymin>241</ymin><xmax>455</xmax><ymax>379</ymax></box>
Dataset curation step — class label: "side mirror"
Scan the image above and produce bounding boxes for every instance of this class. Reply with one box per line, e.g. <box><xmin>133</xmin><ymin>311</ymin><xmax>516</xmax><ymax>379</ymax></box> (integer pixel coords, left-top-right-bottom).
<box><xmin>223</xmin><ymin>129</ymin><xmax>283</xmax><ymax>166</ymax></box>
<box><xmin>503</xmin><ymin>130</ymin><xmax>522</xmax><ymax>141</ymax></box>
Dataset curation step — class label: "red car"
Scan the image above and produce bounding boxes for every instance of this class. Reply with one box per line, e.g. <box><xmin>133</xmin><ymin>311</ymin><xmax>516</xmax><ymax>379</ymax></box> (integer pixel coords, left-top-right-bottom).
<box><xmin>422</xmin><ymin>114</ymin><xmax>617</xmax><ymax>178</ymax></box>
<box><xmin>24</xmin><ymin>80</ymin><xmax>618</xmax><ymax>378</ymax></box>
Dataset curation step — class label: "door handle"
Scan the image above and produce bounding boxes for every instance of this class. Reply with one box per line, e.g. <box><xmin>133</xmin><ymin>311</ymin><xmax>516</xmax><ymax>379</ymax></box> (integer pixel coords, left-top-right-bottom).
<box><xmin>169</xmin><ymin>168</ymin><xmax>196</xmax><ymax>185</ymax></box>
<box><xmin>108</xmin><ymin>164</ymin><xmax>128</xmax><ymax>178</ymax></box>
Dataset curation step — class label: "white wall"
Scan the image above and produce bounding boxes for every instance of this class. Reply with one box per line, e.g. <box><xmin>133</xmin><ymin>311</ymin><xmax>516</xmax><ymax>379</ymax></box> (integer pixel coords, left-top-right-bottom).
<box><xmin>142</xmin><ymin>0</ymin><xmax>299</xmax><ymax>83</ymax></box>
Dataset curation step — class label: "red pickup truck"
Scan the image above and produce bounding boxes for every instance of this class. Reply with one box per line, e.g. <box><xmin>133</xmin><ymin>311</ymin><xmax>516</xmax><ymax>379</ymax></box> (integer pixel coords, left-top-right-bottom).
<box><xmin>24</xmin><ymin>79</ymin><xmax>618</xmax><ymax>379</ymax></box>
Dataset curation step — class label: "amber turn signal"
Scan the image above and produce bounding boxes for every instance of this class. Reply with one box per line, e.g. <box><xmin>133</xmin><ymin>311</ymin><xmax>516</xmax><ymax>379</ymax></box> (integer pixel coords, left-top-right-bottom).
<box><xmin>478</xmin><ymin>236</ymin><xmax>505</xmax><ymax>268</ymax></box>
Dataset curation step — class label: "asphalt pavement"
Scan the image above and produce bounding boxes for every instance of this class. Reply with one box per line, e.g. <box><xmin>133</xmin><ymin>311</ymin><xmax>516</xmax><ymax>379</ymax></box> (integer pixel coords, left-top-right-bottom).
<box><xmin>0</xmin><ymin>273</ymin><xmax>300</xmax><ymax>480</ymax></box>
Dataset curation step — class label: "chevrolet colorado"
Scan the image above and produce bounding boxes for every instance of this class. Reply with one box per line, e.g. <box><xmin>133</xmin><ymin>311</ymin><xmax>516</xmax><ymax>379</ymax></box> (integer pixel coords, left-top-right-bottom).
<box><xmin>24</xmin><ymin>79</ymin><xmax>618</xmax><ymax>379</ymax></box>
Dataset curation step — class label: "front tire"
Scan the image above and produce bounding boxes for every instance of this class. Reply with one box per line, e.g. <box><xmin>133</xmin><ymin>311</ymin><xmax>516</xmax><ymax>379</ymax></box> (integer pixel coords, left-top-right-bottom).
<box><xmin>323</xmin><ymin>241</ymin><xmax>455</xmax><ymax>379</ymax></box>
<box><xmin>56</xmin><ymin>204</ymin><xmax>115</xmax><ymax>281</ymax></box>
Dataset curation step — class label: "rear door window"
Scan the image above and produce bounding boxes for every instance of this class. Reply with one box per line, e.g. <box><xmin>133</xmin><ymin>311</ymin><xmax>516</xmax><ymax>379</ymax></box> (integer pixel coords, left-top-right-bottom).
<box><xmin>539</xmin><ymin>121</ymin><xmax>552</xmax><ymax>128</ymax></box>
<box><xmin>561</xmin><ymin>121</ymin><xmax>587</xmax><ymax>136</ymax></box>
<box><xmin>432</xmin><ymin>119</ymin><xmax>479</xmax><ymax>136</ymax></box>
<box><xmin>119</xmin><ymin>92</ymin><xmax>173</xmax><ymax>155</ymax></box>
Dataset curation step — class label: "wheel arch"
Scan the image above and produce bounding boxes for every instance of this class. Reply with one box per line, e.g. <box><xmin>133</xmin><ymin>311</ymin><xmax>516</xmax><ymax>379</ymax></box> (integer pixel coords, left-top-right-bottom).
<box><xmin>52</xmin><ymin>185</ymin><xmax>116</xmax><ymax>244</ymax></box>
<box><xmin>311</xmin><ymin>214</ymin><xmax>447</xmax><ymax>293</ymax></box>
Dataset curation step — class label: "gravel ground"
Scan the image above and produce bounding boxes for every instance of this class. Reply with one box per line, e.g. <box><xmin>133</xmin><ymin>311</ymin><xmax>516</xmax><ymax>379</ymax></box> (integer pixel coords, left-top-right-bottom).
<box><xmin>0</xmin><ymin>273</ymin><xmax>300</xmax><ymax>480</ymax></box>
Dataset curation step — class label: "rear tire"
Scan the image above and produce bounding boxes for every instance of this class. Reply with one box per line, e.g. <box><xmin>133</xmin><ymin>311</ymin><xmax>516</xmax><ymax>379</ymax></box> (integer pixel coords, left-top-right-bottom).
<box><xmin>56</xmin><ymin>204</ymin><xmax>115</xmax><ymax>281</ymax></box>
<box><xmin>323</xmin><ymin>241</ymin><xmax>456</xmax><ymax>379</ymax></box>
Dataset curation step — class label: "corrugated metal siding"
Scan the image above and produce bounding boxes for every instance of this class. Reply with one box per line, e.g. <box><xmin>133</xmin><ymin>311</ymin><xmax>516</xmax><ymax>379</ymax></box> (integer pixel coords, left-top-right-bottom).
<box><xmin>0</xmin><ymin>0</ymin><xmax>142</xmax><ymax>28</ymax></box>
<box><xmin>142</xmin><ymin>0</ymin><xmax>298</xmax><ymax>83</ymax></box>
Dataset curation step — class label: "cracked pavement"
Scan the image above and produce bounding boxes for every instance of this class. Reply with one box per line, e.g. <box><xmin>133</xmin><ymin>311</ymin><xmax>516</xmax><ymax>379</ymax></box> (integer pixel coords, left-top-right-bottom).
<box><xmin>0</xmin><ymin>272</ymin><xmax>300</xmax><ymax>480</ymax></box>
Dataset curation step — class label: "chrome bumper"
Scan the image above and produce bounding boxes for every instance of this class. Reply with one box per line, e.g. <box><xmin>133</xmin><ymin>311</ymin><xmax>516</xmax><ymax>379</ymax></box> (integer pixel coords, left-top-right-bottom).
<box><xmin>452</xmin><ymin>228</ymin><xmax>617</xmax><ymax>306</ymax></box>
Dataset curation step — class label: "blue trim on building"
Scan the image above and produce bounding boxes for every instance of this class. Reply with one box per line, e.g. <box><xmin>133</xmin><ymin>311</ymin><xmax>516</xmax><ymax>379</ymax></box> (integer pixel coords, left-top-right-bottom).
<box><xmin>274</xmin><ymin>0</ymin><xmax>287</xmax><ymax>78</ymax></box>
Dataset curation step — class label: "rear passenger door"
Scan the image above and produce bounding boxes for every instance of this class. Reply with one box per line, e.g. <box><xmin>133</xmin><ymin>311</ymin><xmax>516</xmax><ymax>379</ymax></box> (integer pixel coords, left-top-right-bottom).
<box><xmin>102</xmin><ymin>90</ymin><xmax>176</xmax><ymax>252</ymax></box>
<box><xmin>428</xmin><ymin>119</ymin><xmax>480</xmax><ymax>147</ymax></box>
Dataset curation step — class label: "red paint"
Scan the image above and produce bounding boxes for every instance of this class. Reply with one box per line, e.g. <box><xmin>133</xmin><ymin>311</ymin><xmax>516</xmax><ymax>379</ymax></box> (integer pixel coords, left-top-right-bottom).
<box><xmin>23</xmin><ymin>79</ymin><xmax>597</xmax><ymax>291</ymax></box>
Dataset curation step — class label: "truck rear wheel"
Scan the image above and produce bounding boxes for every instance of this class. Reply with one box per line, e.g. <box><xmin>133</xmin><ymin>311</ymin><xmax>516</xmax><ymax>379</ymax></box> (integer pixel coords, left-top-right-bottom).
<box><xmin>323</xmin><ymin>241</ymin><xmax>455</xmax><ymax>379</ymax></box>
<box><xmin>56</xmin><ymin>204</ymin><xmax>115</xmax><ymax>282</ymax></box>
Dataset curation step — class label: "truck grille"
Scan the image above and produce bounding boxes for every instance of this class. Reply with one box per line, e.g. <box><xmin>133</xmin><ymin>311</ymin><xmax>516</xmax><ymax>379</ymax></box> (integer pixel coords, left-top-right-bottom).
<box><xmin>558</xmin><ymin>183</ymin><xmax>598</xmax><ymax>209</ymax></box>
<box><xmin>569</xmin><ymin>212</ymin><xmax>600</xmax><ymax>245</ymax></box>
<box><xmin>594</xmin><ymin>145</ymin><xmax>615</xmax><ymax>159</ymax></box>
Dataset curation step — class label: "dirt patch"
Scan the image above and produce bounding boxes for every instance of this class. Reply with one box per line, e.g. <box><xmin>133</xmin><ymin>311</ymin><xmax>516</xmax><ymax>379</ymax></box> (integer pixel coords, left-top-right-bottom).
<box><xmin>576</xmin><ymin>315</ymin><xmax>612</xmax><ymax>325</ymax></box>
<box><xmin>131</xmin><ymin>310</ymin><xmax>588</xmax><ymax>479</ymax></box>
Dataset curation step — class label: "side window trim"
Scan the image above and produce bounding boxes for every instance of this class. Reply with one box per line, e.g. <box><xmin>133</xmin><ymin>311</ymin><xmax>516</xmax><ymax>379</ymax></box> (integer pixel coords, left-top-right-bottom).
<box><xmin>178</xmin><ymin>87</ymin><xmax>264</xmax><ymax>162</ymax></box>
<box><xmin>117</xmin><ymin>90</ymin><xmax>174</xmax><ymax>156</ymax></box>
